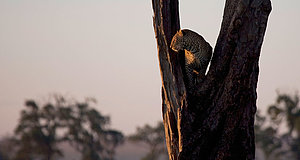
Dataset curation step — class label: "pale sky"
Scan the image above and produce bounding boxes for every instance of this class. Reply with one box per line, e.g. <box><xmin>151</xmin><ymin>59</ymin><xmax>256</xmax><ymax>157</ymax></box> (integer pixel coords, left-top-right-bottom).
<box><xmin>0</xmin><ymin>0</ymin><xmax>300</xmax><ymax>137</ymax></box>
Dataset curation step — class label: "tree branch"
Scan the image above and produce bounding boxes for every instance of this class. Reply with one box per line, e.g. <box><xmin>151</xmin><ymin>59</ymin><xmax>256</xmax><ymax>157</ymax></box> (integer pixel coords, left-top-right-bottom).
<box><xmin>152</xmin><ymin>0</ymin><xmax>272</xmax><ymax>159</ymax></box>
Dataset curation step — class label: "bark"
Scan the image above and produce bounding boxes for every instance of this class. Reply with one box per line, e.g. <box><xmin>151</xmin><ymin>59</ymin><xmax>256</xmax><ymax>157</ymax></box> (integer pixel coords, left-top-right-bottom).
<box><xmin>152</xmin><ymin>0</ymin><xmax>272</xmax><ymax>160</ymax></box>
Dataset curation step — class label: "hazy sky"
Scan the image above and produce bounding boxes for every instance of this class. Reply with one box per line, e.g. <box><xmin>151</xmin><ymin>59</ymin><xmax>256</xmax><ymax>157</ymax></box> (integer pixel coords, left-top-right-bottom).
<box><xmin>0</xmin><ymin>0</ymin><xmax>300</xmax><ymax>136</ymax></box>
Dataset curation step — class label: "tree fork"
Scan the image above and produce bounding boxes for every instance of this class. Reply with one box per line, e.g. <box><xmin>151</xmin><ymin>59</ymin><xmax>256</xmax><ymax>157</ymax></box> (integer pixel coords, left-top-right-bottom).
<box><xmin>152</xmin><ymin>0</ymin><xmax>271</xmax><ymax>159</ymax></box>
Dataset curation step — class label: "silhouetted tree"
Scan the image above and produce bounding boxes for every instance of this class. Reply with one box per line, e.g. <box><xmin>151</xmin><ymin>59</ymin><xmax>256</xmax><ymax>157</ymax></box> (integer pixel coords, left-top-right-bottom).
<box><xmin>129</xmin><ymin>122</ymin><xmax>167</xmax><ymax>160</ymax></box>
<box><xmin>63</xmin><ymin>97</ymin><xmax>124</xmax><ymax>160</ymax></box>
<box><xmin>14</xmin><ymin>100</ymin><xmax>62</xmax><ymax>160</ymax></box>
<box><xmin>152</xmin><ymin>0</ymin><xmax>272</xmax><ymax>159</ymax></box>
<box><xmin>13</xmin><ymin>95</ymin><xmax>124</xmax><ymax>160</ymax></box>
<box><xmin>267</xmin><ymin>93</ymin><xmax>300</xmax><ymax>159</ymax></box>
<box><xmin>252</xmin><ymin>92</ymin><xmax>300</xmax><ymax>160</ymax></box>
<box><xmin>255</xmin><ymin>111</ymin><xmax>284</xmax><ymax>160</ymax></box>
<box><xmin>0</xmin><ymin>136</ymin><xmax>16</xmax><ymax>160</ymax></box>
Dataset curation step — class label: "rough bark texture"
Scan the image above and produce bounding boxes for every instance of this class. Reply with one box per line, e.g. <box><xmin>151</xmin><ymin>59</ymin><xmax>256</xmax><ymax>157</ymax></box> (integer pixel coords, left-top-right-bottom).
<box><xmin>152</xmin><ymin>0</ymin><xmax>271</xmax><ymax>159</ymax></box>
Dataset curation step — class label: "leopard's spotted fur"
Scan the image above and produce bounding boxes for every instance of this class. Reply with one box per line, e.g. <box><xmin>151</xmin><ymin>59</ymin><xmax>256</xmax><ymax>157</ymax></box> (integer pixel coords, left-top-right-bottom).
<box><xmin>170</xmin><ymin>29</ymin><xmax>212</xmax><ymax>92</ymax></box>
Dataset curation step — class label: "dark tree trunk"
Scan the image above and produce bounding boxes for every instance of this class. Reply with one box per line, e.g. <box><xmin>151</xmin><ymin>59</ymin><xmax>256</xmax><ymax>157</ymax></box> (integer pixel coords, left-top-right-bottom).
<box><xmin>152</xmin><ymin>0</ymin><xmax>272</xmax><ymax>160</ymax></box>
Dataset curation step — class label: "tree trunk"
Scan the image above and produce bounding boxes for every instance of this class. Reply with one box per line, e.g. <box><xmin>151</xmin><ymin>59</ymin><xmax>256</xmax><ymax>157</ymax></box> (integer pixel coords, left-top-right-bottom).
<box><xmin>152</xmin><ymin>0</ymin><xmax>272</xmax><ymax>159</ymax></box>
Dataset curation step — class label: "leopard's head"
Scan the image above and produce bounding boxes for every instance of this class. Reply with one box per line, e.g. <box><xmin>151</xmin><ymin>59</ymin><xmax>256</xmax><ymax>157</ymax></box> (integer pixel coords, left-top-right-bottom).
<box><xmin>170</xmin><ymin>30</ymin><xmax>185</xmax><ymax>52</ymax></box>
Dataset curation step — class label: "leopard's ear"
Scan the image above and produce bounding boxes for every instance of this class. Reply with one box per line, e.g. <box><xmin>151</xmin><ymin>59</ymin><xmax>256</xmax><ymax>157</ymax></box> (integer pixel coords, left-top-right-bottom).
<box><xmin>178</xmin><ymin>30</ymin><xmax>183</xmax><ymax>36</ymax></box>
